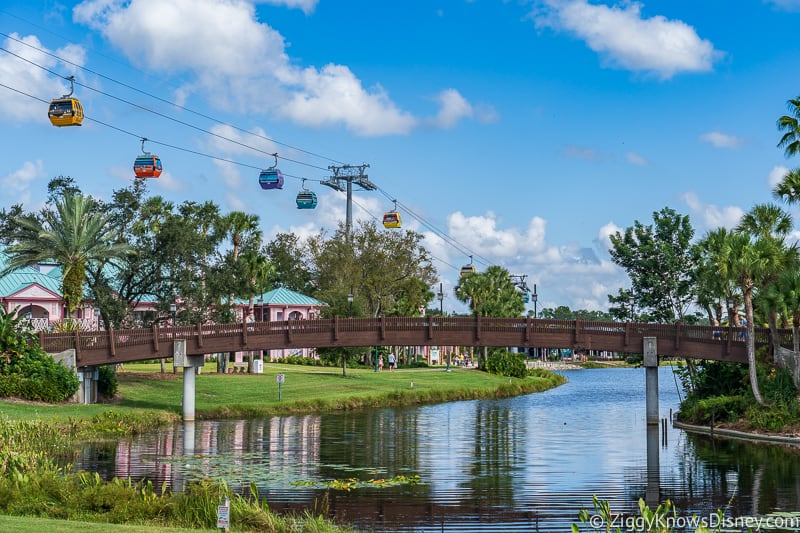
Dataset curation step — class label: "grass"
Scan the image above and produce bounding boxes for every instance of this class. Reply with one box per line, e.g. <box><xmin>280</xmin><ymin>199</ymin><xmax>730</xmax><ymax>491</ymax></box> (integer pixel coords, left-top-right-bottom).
<box><xmin>0</xmin><ymin>361</ymin><xmax>566</xmax><ymax>424</ymax></box>
<box><xmin>0</xmin><ymin>515</ymin><xmax>217</xmax><ymax>532</ymax></box>
<box><xmin>0</xmin><ymin>362</ymin><xmax>564</xmax><ymax>531</ymax></box>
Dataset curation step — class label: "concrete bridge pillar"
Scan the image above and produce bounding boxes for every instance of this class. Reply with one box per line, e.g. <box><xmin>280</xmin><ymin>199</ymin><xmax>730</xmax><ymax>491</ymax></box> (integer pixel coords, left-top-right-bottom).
<box><xmin>173</xmin><ymin>339</ymin><xmax>204</xmax><ymax>421</ymax></box>
<box><xmin>643</xmin><ymin>337</ymin><xmax>659</xmax><ymax>425</ymax></box>
<box><xmin>78</xmin><ymin>366</ymin><xmax>99</xmax><ymax>404</ymax></box>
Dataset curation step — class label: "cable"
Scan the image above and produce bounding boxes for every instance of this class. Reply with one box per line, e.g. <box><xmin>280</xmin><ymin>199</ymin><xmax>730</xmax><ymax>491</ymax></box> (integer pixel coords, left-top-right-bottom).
<box><xmin>0</xmin><ymin>38</ymin><xmax>498</xmax><ymax>275</ymax></box>
<box><xmin>0</xmin><ymin>29</ymin><xmax>345</xmax><ymax>167</ymax></box>
<box><xmin>0</xmin><ymin>43</ymin><xmax>331</xmax><ymax>174</ymax></box>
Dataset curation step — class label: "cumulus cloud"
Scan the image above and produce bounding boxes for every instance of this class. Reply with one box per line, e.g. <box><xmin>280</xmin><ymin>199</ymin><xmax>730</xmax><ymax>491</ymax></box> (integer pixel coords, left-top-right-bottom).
<box><xmin>72</xmin><ymin>0</ymin><xmax>419</xmax><ymax>136</ymax></box>
<box><xmin>531</xmin><ymin>0</ymin><xmax>720</xmax><ymax>79</ymax></box>
<box><xmin>699</xmin><ymin>131</ymin><xmax>743</xmax><ymax>149</ymax></box>
<box><xmin>429</xmin><ymin>89</ymin><xmax>473</xmax><ymax>129</ymax></box>
<box><xmin>260</xmin><ymin>0</ymin><xmax>318</xmax><ymax>15</ymax></box>
<box><xmin>0</xmin><ymin>33</ymin><xmax>86</xmax><ymax>123</ymax></box>
<box><xmin>2</xmin><ymin>160</ymin><xmax>45</xmax><ymax>205</ymax></box>
<box><xmin>769</xmin><ymin>165</ymin><xmax>790</xmax><ymax>188</ymax></box>
<box><xmin>596</xmin><ymin>221</ymin><xmax>622</xmax><ymax>251</ymax></box>
<box><xmin>681</xmin><ymin>191</ymin><xmax>743</xmax><ymax>230</ymax></box>
<box><xmin>280</xmin><ymin>64</ymin><xmax>417</xmax><ymax>136</ymax></box>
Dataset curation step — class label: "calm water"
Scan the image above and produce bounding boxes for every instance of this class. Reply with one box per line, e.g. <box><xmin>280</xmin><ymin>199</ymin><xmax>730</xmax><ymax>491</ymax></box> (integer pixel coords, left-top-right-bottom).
<box><xmin>78</xmin><ymin>367</ymin><xmax>800</xmax><ymax>532</ymax></box>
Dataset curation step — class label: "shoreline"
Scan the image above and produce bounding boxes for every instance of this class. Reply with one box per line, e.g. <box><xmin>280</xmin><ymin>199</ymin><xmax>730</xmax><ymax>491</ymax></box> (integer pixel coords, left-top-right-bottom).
<box><xmin>673</xmin><ymin>418</ymin><xmax>800</xmax><ymax>446</ymax></box>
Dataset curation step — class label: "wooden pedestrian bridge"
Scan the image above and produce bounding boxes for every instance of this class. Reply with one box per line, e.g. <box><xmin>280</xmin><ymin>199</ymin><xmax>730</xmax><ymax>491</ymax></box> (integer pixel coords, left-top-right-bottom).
<box><xmin>39</xmin><ymin>315</ymin><xmax>770</xmax><ymax>368</ymax></box>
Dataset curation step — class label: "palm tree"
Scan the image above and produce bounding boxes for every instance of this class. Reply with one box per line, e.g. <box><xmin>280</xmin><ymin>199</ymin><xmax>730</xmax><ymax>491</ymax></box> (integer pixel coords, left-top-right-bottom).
<box><xmin>777</xmin><ymin>96</ymin><xmax>800</xmax><ymax>158</ymax></box>
<box><xmin>773</xmin><ymin>168</ymin><xmax>800</xmax><ymax>204</ymax></box>
<box><xmin>1</xmin><ymin>193</ymin><xmax>131</xmax><ymax>316</ymax></box>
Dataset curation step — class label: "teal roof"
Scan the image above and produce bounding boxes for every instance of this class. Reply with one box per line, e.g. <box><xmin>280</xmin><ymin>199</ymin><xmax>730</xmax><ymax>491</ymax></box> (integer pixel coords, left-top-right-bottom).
<box><xmin>256</xmin><ymin>286</ymin><xmax>327</xmax><ymax>307</ymax></box>
<box><xmin>0</xmin><ymin>250</ymin><xmax>62</xmax><ymax>297</ymax></box>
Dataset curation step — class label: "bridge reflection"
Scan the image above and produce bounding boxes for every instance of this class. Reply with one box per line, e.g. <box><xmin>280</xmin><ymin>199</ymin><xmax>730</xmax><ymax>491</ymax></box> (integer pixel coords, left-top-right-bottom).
<box><xmin>40</xmin><ymin>316</ymin><xmax>769</xmax><ymax>367</ymax></box>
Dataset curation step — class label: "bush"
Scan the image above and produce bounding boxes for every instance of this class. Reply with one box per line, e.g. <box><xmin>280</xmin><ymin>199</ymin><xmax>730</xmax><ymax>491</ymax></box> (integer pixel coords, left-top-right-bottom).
<box><xmin>97</xmin><ymin>365</ymin><xmax>118</xmax><ymax>399</ymax></box>
<box><xmin>678</xmin><ymin>395</ymin><xmax>748</xmax><ymax>425</ymax></box>
<box><xmin>0</xmin><ymin>307</ymin><xmax>79</xmax><ymax>402</ymax></box>
<box><xmin>485</xmin><ymin>349</ymin><xmax>528</xmax><ymax>378</ymax></box>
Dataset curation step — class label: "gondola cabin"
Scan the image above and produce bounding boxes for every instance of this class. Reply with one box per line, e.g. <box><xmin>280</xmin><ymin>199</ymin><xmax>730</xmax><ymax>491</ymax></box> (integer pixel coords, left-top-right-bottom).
<box><xmin>133</xmin><ymin>155</ymin><xmax>163</xmax><ymax>178</ymax></box>
<box><xmin>259</xmin><ymin>169</ymin><xmax>284</xmax><ymax>190</ymax></box>
<box><xmin>460</xmin><ymin>264</ymin><xmax>476</xmax><ymax>277</ymax></box>
<box><xmin>382</xmin><ymin>211</ymin><xmax>402</xmax><ymax>229</ymax></box>
<box><xmin>296</xmin><ymin>190</ymin><xmax>318</xmax><ymax>209</ymax></box>
<box><xmin>48</xmin><ymin>98</ymin><xmax>83</xmax><ymax>127</ymax></box>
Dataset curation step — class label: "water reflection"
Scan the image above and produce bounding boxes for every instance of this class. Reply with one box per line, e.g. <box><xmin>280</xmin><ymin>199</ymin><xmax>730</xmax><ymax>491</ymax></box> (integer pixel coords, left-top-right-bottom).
<box><xmin>76</xmin><ymin>368</ymin><xmax>800</xmax><ymax>532</ymax></box>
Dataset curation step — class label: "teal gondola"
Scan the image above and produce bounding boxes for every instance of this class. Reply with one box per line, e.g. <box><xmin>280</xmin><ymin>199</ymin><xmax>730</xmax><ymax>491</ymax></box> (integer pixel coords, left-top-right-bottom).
<box><xmin>296</xmin><ymin>181</ymin><xmax>318</xmax><ymax>209</ymax></box>
<box><xmin>259</xmin><ymin>153</ymin><xmax>283</xmax><ymax>190</ymax></box>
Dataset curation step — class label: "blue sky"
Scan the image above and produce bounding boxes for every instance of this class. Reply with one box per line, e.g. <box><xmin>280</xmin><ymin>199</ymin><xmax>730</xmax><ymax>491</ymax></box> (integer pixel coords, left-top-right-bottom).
<box><xmin>2</xmin><ymin>0</ymin><xmax>800</xmax><ymax>315</ymax></box>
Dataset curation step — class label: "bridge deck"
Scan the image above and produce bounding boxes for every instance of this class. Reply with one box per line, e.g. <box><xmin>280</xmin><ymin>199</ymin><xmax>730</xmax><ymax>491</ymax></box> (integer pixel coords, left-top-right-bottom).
<box><xmin>38</xmin><ymin>317</ymin><xmax>772</xmax><ymax>368</ymax></box>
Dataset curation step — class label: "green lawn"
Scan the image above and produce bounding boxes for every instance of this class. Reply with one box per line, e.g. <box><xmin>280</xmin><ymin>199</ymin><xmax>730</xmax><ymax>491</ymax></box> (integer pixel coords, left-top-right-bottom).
<box><xmin>0</xmin><ymin>361</ymin><xmax>565</xmax><ymax>423</ymax></box>
<box><xmin>0</xmin><ymin>515</ymin><xmax>217</xmax><ymax>533</ymax></box>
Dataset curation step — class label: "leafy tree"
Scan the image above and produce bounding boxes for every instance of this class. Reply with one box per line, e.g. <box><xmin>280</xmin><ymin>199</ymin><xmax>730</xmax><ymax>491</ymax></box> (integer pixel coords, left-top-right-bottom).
<box><xmin>609</xmin><ymin>207</ymin><xmax>698</xmax><ymax>323</ymax></box>
<box><xmin>1</xmin><ymin>193</ymin><xmax>131</xmax><ymax>316</ymax></box>
<box><xmin>777</xmin><ymin>96</ymin><xmax>800</xmax><ymax>158</ymax></box>
<box><xmin>264</xmin><ymin>232</ymin><xmax>316</xmax><ymax>294</ymax></box>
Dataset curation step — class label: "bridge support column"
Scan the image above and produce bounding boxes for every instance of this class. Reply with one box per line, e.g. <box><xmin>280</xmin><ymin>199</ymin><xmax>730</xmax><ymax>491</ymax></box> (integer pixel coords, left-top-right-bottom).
<box><xmin>173</xmin><ymin>340</ymin><xmax>204</xmax><ymax>421</ymax></box>
<box><xmin>77</xmin><ymin>366</ymin><xmax>99</xmax><ymax>404</ymax></box>
<box><xmin>643</xmin><ymin>337</ymin><xmax>659</xmax><ymax>425</ymax></box>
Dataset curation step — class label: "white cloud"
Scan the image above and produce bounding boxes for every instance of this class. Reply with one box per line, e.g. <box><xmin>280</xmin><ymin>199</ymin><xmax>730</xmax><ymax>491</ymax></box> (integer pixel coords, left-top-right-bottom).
<box><xmin>429</xmin><ymin>89</ymin><xmax>473</xmax><ymax>129</ymax></box>
<box><xmin>765</xmin><ymin>0</ymin><xmax>800</xmax><ymax>11</ymax></box>
<box><xmin>681</xmin><ymin>191</ymin><xmax>744</xmax><ymax>230</ymax></box>
<box><xmin>260</xmin><ymin>0</ymin><xmax>318</xmax><ymax>15</ymax></box>
<box><xmin>531</xmin><ymin>0</ymin><xmax>720</xmax><ymax>79</ymax></box>
<box><xmin>0</xmin><ymin>33</ymin><xmax>86</xmax><ymax>123</ymax></box>
<box><xmin>769</xmin><ymin>165</ymin><xmax>790</xmax><ymax>188</ymax></box>
<box><xmin>2</xmin><ymin>160</ymin><xmax>45</xmax><ymax>204</ymax></box>
<box><xmin>597</xmin><ymin>221</ymin><xmax>622</xmax><ymax>251</ymax></box>
<box><xmin>699</xmin><ymin>131</ymin><xmax>743</xmax><ymax>149</ymax></box>
<box><xmin>280</xmin><ymin>64</ymin><xmax>418</xmax><ymax>136</ymax></box>
<box><xmin>73</xmin><ymin>0</ymin><xmax>419</xmax><ymax>136</ymax></box>
<box><xmin>626</xmin><ymin>151</ymin><xmax>648</xmax><ymax>166</ymax></box>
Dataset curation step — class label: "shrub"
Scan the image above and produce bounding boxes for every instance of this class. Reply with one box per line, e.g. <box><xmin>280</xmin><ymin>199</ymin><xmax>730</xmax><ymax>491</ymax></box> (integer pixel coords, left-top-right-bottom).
<box><xmin>0</xmin><ymin>306</ymin><xmax>79</xmax><ymax>402</ymax></box>
<box><xmin>97</xmin><ymin>365</ymin><xmax>118</xmax><ymax>399</ymax></box>
<box><xmin>485</xmin><ymin>349</ymin><xmax>528</xmax><ymax>378</ymax></box>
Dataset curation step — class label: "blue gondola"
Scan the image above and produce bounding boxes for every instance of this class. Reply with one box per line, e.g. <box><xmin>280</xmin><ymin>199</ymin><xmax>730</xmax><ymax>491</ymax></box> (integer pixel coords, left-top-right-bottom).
<box><xmin>259</xmin><ymin>168</ymin><xmax>283</xmax><ymax>189</ymax></box>
<box><xmin>259</xmin><ymin>153</ymin><xmax>283</xmax><ymax>190</ymax></box>
<box><xmin>296</xmin><ymin>179</ymin><xmax>318</xmax><ymax>209</ymax></box>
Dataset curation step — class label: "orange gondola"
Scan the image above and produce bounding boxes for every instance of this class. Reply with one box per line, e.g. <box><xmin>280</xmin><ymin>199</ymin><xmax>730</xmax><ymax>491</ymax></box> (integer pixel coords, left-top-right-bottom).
<box><xmin>133</xmin><ymin>138</ymin><xmax>162</xmax><ymax>178</ymax></box>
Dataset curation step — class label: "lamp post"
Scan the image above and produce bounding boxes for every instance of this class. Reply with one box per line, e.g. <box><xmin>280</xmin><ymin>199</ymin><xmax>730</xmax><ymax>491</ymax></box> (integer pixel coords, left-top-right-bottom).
<box><xmin>437</xmin><ymin>283</ymin><xmax>449</xmax><ymax>371</ymax></box>
<box><xmin>531</xmin><ymin>284</ymin><xmax>539</xmax><ymax>360</ymax></box>
<box><xmin>258</xmin><ymin>296</ymin><xmax>264</xmax><ymax>322</ymax></box>
<box><xmin>169</xmin><ymin>303</ymin><xmax>177</xmax><ymax>327</ymax></box>
<box><xmin>93</xmin><ymin>307</ymin><xmax>100</xmax><ymax>329</ymax></box>
<box><xmin>347</xmin><ymin>291</ymin><xmax>353</xmax><ymax>318</ymax></box>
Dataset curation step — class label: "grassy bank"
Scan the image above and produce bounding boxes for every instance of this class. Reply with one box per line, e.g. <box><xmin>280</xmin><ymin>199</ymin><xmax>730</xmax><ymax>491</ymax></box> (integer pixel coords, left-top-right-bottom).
<box><xmin>1</xmin><ymin>363</ymin><xmax>566</xmax><ymax>428</ymax></box>
<box><xmin>0</xmin><ymin>364</ymin><xmax>565</xmax><ymax>532</ymax></box>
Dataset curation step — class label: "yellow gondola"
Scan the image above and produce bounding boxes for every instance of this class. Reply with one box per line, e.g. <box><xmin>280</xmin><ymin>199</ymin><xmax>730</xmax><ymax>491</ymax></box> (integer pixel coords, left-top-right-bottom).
<box><xmin>383</xmin><ymin>200</ymin><xmax>402</xmax><ymax>229</ymax></box>
<box><xmin>48</xmin><ymin>76</ymin><xmax>83</xmax><ymax>127</ymax></box>
<box><xmin>460</xmin><ymin>256</ymin><xmax>475</xmax><ymax>277</ymax></box>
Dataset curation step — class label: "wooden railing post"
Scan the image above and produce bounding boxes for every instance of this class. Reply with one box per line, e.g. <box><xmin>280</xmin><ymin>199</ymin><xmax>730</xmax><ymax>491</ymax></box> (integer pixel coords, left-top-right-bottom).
<box><xmin>152</xmin><ymin>325</ymin><xmax>160</xmax><ymax>353</ymax></box>
<box><xmin>380</xmin><ymin>315</ymin><xmax>386</xmax><ymax>341</ymax></box>
<box><xmin>333</xmin><ymin>316</ymin><xmax>339</xmax><ymax>341</ymax></box>
<box><xmin>108</xmin><ymin>327</ymin><xmax>116</xmax><ymax>357</ymax></box>
<box><xmin>475</xmin><ymin>314</ymin><xmax>482</xmax><ymax>342</ymax></box>
<box><xmin>241</xmin><ymin>316</ymin><xmax>248</xmax><ymax>347</ymax></box>
<box><xmin>196</xmin><ymin>323</ymin><xmax>204</xmax><ymax>349</ymax></box>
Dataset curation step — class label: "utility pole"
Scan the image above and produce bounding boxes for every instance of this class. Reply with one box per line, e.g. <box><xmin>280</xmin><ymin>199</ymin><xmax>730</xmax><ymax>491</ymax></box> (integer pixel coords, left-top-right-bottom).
<box><xmin>320</xmin><ymin>164</ymin><xmax>375</xmax><ymax>236</ymax></box>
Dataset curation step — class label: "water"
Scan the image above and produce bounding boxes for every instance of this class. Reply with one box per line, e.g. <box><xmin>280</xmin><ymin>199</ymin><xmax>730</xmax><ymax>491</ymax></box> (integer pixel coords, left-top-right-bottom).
<box><xmin>77</xmin><ymin>367</ymin><xmax>800</xmax><ymax>531</ymax></box>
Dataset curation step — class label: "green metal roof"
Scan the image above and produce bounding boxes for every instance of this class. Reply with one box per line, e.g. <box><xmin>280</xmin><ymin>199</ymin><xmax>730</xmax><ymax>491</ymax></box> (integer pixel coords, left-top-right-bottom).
<box><xmin>0</xmin><ymin>250</ymin><xmax>62</xmax><ymax>297</ymax></box>
<box><xmin>256</xmin><ymin>286</ymin><xmax>328</xmax><ymax>307</ymax></box>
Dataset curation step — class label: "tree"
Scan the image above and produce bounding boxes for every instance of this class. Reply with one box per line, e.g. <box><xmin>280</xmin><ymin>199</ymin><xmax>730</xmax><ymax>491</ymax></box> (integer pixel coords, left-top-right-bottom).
<box><xmin>264</xmin><ymin>232</ymin><xmax>315</xmax><ymax>294</ymax></box>
<box><xmin>609</xmin><ymin>207</ymin><xmax>698</xmax><ymax>324</ymax></box>
<box><xmin>1</xmin><ymin>193</ymin><xmax>131</xmax><ymax>316</ymax></box>
<box><xmin>776</xmin><ymin>96</ymin><xmax>800</xmax><ymax>158</ymax></box>
<box><xmin>455</xmin><ymin>265</ymin><xmax>524</xmax><ymax>318</ymax></box>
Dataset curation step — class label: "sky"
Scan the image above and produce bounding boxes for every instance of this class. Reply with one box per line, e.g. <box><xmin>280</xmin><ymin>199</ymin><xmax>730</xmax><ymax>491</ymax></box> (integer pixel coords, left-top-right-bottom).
<box><xmin>2</xmin><ymin>0</ymin><xmax>800</xmax><ymax>315</ymax></box>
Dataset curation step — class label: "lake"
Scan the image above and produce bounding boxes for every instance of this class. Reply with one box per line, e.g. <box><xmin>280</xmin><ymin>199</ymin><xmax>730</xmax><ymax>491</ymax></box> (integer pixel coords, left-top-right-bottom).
<box><xmin>77</xmin><ymin>367</ymin><xmax>800</xmax><ymax>531</ymax></box>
